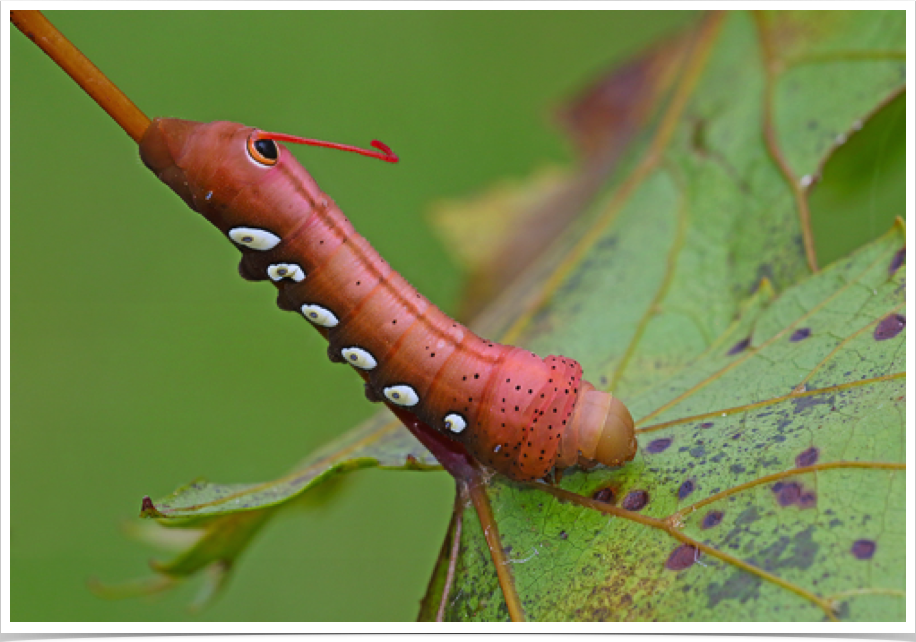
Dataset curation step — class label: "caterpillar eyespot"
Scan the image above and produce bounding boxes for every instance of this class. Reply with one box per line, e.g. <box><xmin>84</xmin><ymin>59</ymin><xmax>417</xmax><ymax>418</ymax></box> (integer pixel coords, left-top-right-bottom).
<box><xmin>341</xmin><ymin>347</ymin><xmax>378</xmax><ymax>370</ymax></box>
<box><xmin>139</xmin><ymin>118</ymin><xmax>638</xmax><ymax>482</ymax></box>
<box><xmin>229</xmin><ymin>227</ymin><xmax>281</xmax><ymax>251</ymax></box>
<box><xmin>267</xmin><ymin>263</ymin><xmax>305</xmax><ymax>282</ymax></box>
<box><xmin>301</xmin><ymin>304</ymin><xmax>339</xmax><ymax>328</ymax></box>
<box><xmin>444</xmin><ymin>413</ymin><xmax>467</xmax><ymax>434</ymax></box>
<box><xmin>384</xmin><ymin>384</ymin><xmax>420</xmax><ymax>407</ymax></box>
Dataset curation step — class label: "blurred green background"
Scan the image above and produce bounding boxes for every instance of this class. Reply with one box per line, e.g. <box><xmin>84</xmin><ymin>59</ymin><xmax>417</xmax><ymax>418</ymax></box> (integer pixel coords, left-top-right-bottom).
<box><xmin>11</xmin><ymin>11</ymin><xmax>903</xmax><ymax>622</ymax></box>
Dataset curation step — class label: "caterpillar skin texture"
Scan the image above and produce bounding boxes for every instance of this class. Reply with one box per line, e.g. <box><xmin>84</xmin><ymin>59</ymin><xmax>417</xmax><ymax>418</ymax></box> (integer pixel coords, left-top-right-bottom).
<box><xmin>139</xmin><ymin>118</ymin><xmax>636</xmax><ymax>482</ymax></box>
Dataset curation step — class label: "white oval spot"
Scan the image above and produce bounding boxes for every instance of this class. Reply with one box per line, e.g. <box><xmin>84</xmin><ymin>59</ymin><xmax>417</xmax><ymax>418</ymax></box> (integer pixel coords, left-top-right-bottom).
<box><xmin>341</xmin><ymin>347</ymin><xmax>377</xmax><ymax>370</ymax></box>
<box><xmin>444</xmin><ymin>413</ymin><xmax>467</xmax><ymax>434</ymax></box>
<box><xmin>301</xmin><ymin>304</ymin><xmax>338</xmax><ymax>328</ymax></box>
<box><xmin>229</xmin><ymin>227</ymin><xmax>281</xmax><ymax>251</ymax></box>
<box><xmin>267</xmin><ymin>263</ymin><xmax>305</xmax><ymax>282</ymax></box>
<box><xmin>384</xmin><ymin>385</ymin><xmax>419</xmax><ymax>407</ymax></box>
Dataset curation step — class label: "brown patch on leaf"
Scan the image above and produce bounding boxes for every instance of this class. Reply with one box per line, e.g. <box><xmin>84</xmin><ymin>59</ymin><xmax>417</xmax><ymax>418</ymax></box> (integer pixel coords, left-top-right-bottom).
<box><xmin>559</xmin><ymin>32</ymin><xmax>689</xmax><ymax>161</ymax></box>
<box><xmin>591</xmin><ymin>487</ymin><xmax>616</xmax><ymax>505</ymax></box>
<box><xmin>139</xmin><ymin>496</ymin><xmax>162</xmax><ymax>518</ymax></box>
<box><xmin>665</xmin><ymin>544</ymin><xmax>699</xmax><ymax>571</ymax></box>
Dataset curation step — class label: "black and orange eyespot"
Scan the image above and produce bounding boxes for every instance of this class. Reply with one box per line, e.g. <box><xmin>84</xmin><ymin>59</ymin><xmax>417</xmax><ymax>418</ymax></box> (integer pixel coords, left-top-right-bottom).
<box><xmin>247</xmin><ymin>134</ymin><xmax>279</xmax><ymax>166</ymax></box>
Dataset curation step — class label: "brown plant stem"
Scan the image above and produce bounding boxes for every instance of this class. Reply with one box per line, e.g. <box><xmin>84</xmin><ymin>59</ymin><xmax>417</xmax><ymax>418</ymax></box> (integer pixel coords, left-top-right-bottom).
<box><xmin>11</xmin><ymin>10</ymin><xmax>150</xmax><ymax>143</ymax></box>
<box><xmin>386</xmin><ymin>405</ymin><xmax>525</xmax><ymax>621</ymax></box>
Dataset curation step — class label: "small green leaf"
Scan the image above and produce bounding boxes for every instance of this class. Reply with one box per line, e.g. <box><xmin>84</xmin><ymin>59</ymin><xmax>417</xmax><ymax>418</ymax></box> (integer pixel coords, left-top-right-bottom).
<box><xmin>145</xmin><ymin>411</ymin><xmax>440</xmax><ymax>519</ymax></box>
<box><xmin>98</xmin><ymin>411</ymin><xmax>441</xmax><ymax>606</ymax></box>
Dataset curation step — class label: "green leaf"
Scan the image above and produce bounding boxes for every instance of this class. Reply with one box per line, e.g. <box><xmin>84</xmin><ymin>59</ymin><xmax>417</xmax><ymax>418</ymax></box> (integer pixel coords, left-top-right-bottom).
<box><xmin>441</xmin><ymin>224</ymin><xmax>904</xmax><ymax>622</ymax></box>
<box><xmin>144</xmin><ymin>411</ymin><xmax>440</xmax><ymax>519</ymax></box>
<box><xmin>426</xmin><ymin>11</ymin><xmax>906</xmax><ymax>621</ymax></box>
<box><xmin>92</xmin><ymin>411</ymin><xmax>440</xmax><ymax>607</ymax></box>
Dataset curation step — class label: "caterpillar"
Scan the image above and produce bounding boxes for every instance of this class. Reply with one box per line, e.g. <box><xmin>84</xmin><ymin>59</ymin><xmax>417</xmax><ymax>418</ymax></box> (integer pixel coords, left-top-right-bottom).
<box><xmin>139</xmin><ymin>118</ymin><xmax>637</xmax><ymax>482</ymax></box>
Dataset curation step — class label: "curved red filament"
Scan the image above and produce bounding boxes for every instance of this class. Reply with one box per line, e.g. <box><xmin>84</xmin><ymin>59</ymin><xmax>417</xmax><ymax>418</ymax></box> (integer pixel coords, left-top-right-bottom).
<box><xmin>254</xmin><ymin>131</ymin><xmax>399</xmax><ymax>163</ymax></box>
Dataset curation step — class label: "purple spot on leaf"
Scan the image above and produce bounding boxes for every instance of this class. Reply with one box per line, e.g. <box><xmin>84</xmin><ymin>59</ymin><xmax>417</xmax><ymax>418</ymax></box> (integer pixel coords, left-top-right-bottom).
<box><xmin>851</xmin><ymin>539</ymin><xmax>876</xmax><ymax>560</ymax></box>
<box><xmin>874</xmin><ymin>314</ymin><xmax>905</xmax><ymax>341</ymax></box>
<box><xmin>621</xmin><ymin>490</ymin><xmax>649</xmax><ymax>511</ymax></box>
<box><xmin>888</xmin><ymin>247</ymin><xmax>905</xmax><ymax>275</ymax></box>
<box><xmin>772</xmin><ymin>481</ymin><xmax>817</xmax><ymax>509</ymax></box>
<box><xmin>727</xmin><ymin>337</ymin><xmax>752</xmax><ymax>355</ymax></box>
<box><xmin>678</xmin><ymin>479</ymin><xmax>696</xmax><ymax>500</ymax></box>
<box><xmin>702</xmin><ymin>510</ymin><xmax>724</xmax><ymax>529</ymax></box>
<box><xmin>790</xmin><ymin>328</ymin><xmax>811</xmax><ymax>342</ymax></box>
<box><xmin>795</xmin><ymin>446</ymin><xmax>819</xmax><ymax>468</ymax></box>
<box><xmin>646</xmin><ymin>437</ymin><xmax>673</xmax><ymax>453</ymax></box>
<box><xmin>798</xmin><ymin>492</ymin><xmax>817</xmax><ymax>509</ymax></box>
<box><xmin>774</xmin><ymin>481</ymin><xmax>802</xmax><ymax>506</ymax></box>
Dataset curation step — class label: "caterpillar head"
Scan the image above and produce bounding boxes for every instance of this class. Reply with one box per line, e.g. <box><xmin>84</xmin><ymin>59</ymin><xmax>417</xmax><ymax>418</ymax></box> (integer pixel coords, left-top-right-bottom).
<box><xmin>139</xmin><ymin>118</ymin><xmax>325</xmax><ymax>237</ymax></box>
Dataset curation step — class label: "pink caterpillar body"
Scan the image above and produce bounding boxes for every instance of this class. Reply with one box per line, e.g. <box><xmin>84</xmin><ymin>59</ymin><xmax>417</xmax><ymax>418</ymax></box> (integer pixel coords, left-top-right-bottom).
<box><xmin>139</xmin><ymin>118</ymin><xmax>636</xmax><ymax>482</ymax></box>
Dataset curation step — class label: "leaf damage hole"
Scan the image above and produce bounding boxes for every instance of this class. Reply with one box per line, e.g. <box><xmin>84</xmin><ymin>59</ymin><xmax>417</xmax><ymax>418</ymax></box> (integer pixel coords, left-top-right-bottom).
<box><xmin>727</xmin><ymin>337</ymin><xmax>751</xmax><ymax>355</ymax></box>
<box><xmin>646</xmin><ymin>437</ymin><xmax>673</xmax><ymax>453</ymax></box>
<box><xmin>874</xmin><ymin>314</ymin><xmax>905</xmax><ymax>341</ymax></box>
<box><xmin>851</xmin><ymin>539</ymin><xmax>876</xmax><ymax>560</ymax></box>
<box><xmin>621</xmin><ymin>489</ymin><xmax>649</xmax><ymax>511</ymax></box>
<box><xmin>795</xmin><ymin>446</ymin><xmax>819</xmax><ymax>468</ymax></box>
<box><xmin>790</xmin><ymin>327</ymin><xmax>811</xmax><ymax>342</ymax></box>
<box><xmin>665</xmin><ymin>544</ymin><xmax>699</xmax><ymax>571</ymax></box>
<box><xmin>701</xmin><ymin>510</ymin><xmax>724</xmax><ymax>529</ymax></box>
